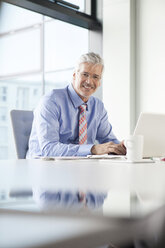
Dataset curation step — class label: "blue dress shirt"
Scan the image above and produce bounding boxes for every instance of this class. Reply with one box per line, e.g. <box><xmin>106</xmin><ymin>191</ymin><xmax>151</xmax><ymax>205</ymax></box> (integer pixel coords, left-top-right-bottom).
<box><xmin>26</xmin><ymin>84</ymin><xmax>119</xmax><ymax>158</ymax></box>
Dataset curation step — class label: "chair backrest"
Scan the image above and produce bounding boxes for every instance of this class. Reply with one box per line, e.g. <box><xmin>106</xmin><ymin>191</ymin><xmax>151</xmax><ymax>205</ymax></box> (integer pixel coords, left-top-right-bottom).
<box><xmin>10</xmin><ymin>110</ymin><xmax>33</xmax><ymax>159</ymax></box>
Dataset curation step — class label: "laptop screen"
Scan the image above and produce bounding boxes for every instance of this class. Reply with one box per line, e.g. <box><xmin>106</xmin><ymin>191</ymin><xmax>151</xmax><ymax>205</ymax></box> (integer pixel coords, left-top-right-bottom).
<box><xmin>134</xmin><ymin>112</ymin><xmax>165</xmax><ymax>157</ymax></box>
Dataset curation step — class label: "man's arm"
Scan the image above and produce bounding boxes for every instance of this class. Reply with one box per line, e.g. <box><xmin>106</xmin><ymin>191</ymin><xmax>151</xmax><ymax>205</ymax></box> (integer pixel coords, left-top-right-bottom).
<box><xmin>34</xmin><ymin>99</ymin><xmax>93</xmax><ymax>157</ymax></box>
<box><xmin>92</xmin><ymin>104</ymin><xmax>126</xmax><ymax>155</ymax></box>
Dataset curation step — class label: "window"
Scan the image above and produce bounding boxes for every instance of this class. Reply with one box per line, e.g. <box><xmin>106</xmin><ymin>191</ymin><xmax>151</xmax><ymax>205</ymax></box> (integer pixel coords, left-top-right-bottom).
<box><xmin>0</xmin><ymin>107</ymin><xmax>7</xmax><ymax>121</ymax></box>
<box><xmin>61</xmin><ymin>0</ymin><xmax>85</xmax><ymax>12</ymax></box>
<box><xmin>0</xmin><ymin>2</ymin><xmax>88</xmax><ymax>159</ymax></box>
<box><xmin>0</xmin><ymin>87</ymin><xmax>7</xmax><ymax>102</ymax></box>
<box><xmin>33</xmin><ymin>89</ymin><xmax>38</xmax><ymax>96</ymax></box>
<box><xmin>2</xmin><ymin>0</ymin><xmax>101</xmax><ymax>30</ymax></box>
<box><xmin>0</xmin><ymin>127</ymin><xmax>8</xmax><ymax>143</ymax></box>
<box><xmin>0</xmin><ymin>29</ymin><xmax>41</xmax><ymax>76</ymax></box>
<box><xmin>44</xmin><ymin>19</ymin><xmax>88</xmax><ymax>92</ymax></box>
<box><xmin>0</xmin><ymin>147</ymin><xmax>8</xmax><ymax>159</ymax></box>
<box><xmin>16</xmin><ymin>88</ymin><xmax>30</xmax><ymax>109</ymax></box>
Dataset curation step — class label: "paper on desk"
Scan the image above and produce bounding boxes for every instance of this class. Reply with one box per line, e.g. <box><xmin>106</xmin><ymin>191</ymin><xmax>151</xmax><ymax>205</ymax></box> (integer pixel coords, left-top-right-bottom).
<box><xmin>37</xmin><ymin>154</ymin><xmax>125</xmax><ymax>161</ymax></box>
<box><xmin>37</xmin><ymin>155</ymin><xmax>154</xmax><ymax>163</ymax></box>
<box><xmin>39</xmin><ymin>156</ymin><xmax>88</xmax><ymax>161</ymax></box>
<box><xmin>87</xmin><ymin>155</ymin><xmax>155</xmax><ymax>163</ymax></box>
<box><xmin>87</xmin><ymin>154</ymin><xmax>126</xmax><ymax>159</ymax></box>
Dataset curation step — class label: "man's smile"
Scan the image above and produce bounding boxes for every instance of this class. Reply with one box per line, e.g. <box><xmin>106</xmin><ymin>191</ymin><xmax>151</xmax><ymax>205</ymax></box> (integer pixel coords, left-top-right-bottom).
<box><xmin>82</xmin><ymin>83</ymin><xmax>95</xmax><ymax>90</ymax></box>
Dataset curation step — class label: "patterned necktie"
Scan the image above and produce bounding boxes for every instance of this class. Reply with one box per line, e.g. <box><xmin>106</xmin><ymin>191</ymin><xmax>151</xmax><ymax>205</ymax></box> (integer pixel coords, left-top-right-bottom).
<box><xmin>79</xmin><ymin>104</ymin><xmax>87</xmax><ymax>144</ymax></box>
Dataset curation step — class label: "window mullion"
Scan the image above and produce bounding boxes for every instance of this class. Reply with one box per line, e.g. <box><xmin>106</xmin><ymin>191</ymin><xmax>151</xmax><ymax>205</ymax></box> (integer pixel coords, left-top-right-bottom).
<box><xmin>41</xmin><ymin>15</ymin><xmax>45</xmax><ymax>95</ymax></box>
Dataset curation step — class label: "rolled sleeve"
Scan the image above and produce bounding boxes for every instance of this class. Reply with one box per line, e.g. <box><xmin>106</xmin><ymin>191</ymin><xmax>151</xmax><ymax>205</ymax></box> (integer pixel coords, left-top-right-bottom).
<box><xmin>77</xmin><ymin>144</ymin><xmax>93</xmax><ymax>156</ymax></box>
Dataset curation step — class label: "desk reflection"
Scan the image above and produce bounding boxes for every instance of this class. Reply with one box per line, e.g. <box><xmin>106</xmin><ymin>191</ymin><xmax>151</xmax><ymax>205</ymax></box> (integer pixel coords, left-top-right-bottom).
<box><xmin>33</xmin><ymin>188</ymin><xmax>107</xmax><ymax>213</ymax></box>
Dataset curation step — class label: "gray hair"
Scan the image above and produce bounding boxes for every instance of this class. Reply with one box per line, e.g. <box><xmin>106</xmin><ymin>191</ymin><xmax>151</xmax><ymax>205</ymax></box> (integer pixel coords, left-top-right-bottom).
<box><xmin>75</xmin><ymin>52</ymin><xmax>104</xmax><ymax>71</ymax></box>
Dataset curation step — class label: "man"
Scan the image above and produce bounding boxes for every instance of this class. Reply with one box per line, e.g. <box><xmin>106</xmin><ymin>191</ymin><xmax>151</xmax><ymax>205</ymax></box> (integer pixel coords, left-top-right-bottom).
<box><xmin>26</xmin><ymin>52</ymin><xmax>126</xmax><ymax>158</ymax></box>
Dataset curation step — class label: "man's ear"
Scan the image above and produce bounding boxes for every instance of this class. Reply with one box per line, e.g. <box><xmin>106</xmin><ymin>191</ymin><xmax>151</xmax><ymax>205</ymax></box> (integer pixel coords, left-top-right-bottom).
<box><xmin>73</xmin><ymin>72</ymin><xmax>76</xmax><ymax>80</ymax></box>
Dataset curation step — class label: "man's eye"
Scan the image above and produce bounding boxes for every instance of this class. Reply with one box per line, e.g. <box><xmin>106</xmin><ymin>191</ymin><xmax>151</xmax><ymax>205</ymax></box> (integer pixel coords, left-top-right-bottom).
<box><xmin>83</xmin><ymin>73</ymin><xmax>89</xmax><ymax>77</ymax></box>
<box><xmin>93</xmin><ymin>75</ymin><xmax>99</xmax><ymax>80</ymax></box>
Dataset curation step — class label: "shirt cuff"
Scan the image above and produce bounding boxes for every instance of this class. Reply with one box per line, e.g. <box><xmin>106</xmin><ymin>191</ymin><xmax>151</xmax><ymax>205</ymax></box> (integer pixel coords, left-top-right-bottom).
<box><xmin>77</xmin><ymin>144</ymin><xmax>93</xmax><ymax>156</ymax></box>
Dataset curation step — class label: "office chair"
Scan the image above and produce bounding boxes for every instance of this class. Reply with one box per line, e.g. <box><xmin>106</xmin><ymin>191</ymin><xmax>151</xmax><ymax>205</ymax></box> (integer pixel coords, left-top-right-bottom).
<box><xmin>10</xmin><ymin>109</ymin><xmax>33</xmax><ymax>159</ymax></box>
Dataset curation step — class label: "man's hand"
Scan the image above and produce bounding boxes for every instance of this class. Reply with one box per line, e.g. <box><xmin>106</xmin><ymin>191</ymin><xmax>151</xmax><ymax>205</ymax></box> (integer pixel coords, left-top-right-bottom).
<box><xmin>91</xmin><ymin>141</ymin><xmax>126</xmax><ymax>155</ymax></box>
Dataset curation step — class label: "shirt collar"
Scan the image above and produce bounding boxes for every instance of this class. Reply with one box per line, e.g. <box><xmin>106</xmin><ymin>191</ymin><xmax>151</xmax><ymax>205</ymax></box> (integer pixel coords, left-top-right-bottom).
<box><xmin>68</xmin><ymin>83</ymin><xmax>91</xmax><ymax>109</ymax></box>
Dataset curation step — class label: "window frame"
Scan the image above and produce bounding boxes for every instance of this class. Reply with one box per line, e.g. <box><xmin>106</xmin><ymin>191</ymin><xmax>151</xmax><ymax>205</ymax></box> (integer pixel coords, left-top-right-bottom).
<box><xmin>2</xmin><ymin>0</ymin><xmax>102</xmax><ymax>30</ymax></box>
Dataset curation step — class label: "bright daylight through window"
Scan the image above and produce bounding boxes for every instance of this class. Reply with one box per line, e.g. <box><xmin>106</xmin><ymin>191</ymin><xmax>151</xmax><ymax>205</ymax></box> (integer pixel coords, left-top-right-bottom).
<box><xmin>0</xmin><ymin>1</ymin><xmax>88</xmax><ymax>159</ymax></box>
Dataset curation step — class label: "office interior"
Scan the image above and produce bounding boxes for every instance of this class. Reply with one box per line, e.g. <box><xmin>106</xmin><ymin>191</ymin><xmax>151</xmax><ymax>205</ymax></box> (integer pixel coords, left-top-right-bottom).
<box><xmin>0</xmin><ymin>0</ymin><xmax>165</xmax><ymax>159</ymax></box>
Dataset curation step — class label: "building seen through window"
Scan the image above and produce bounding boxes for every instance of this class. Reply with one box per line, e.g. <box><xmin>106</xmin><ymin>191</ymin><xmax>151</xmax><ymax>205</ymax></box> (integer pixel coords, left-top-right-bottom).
<box><xmin>0</xmin><ymin>1</ymin><xmax>88</xmax><ymax>159</ymax></box>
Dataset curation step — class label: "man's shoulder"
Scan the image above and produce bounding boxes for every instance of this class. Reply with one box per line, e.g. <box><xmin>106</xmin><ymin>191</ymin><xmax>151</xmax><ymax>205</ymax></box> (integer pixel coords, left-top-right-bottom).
<box><xmin>43</xmin><ymin>86</ymin><xmax>69</xmax><ymax>101</ymax></box>
<box><xmin>37</xmin><ymin>86</ymin><xmax>69</xmax><ymax>109</ymax></box>
<box><xmin>36</xmin><ymin>86</ymin><xmax>69</xmax><ymax>113</ymax></box>
<box><xmin>90</xmin><ymin>95</ymin><xmax>104</xmax><ymax>106</ymax></box>
<box><xmin>47</xmin><ymin>86</ymin><xmax>68</xmax><ymax>97</ymax></box>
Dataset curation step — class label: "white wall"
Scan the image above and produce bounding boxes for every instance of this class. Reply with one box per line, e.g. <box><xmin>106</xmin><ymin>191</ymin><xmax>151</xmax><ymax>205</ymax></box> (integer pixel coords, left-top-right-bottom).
<box><xmin>136</xmin><ymin>0</ymin><xmax>165</xmax><ymax>118</ymax></box>
<box><xmin>103</xmin><ymin>0</ymin><xmax>135</xmax><ymax>140</ymax></box>
<box><xmin>89</xmin><ymin>29</ymin><xmax>103</xmax><ymax>100</ymax></box>
<box><xmin>103</xmin><ymin>0</ymin><xmax>165</xmax><ymax>140</ymax></box>
<box><xmin>89</xmin><ymin>0</ymin><xmax>103</xmax><ymax>100</ymax></box>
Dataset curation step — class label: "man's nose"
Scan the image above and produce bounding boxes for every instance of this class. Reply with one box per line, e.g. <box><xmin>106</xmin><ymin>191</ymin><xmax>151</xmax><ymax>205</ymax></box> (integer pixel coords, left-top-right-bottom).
<box><xmin>86</xmin><ymin>75</ymin><xmax>93</xmax><ymax>83</ymax></box>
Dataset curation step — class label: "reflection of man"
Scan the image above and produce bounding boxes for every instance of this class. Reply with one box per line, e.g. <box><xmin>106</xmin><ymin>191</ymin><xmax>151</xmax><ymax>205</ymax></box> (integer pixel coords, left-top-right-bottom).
<box><xmin>26</xmin><ymin>52</ymin><xmax>126</xmax><ymax>158</ymax></box>
<box><xmin>33</xmin><ymin>189</ymin><xmax>107</xmax><ymax>212</ymax></box>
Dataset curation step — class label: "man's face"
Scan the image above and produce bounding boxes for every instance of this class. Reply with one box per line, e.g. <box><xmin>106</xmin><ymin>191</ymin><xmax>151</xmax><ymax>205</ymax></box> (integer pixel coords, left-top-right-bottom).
<box><xmin>72</xmin><ymin>62</ymin><xmax>103</xmax><ymax>102</ymax></box>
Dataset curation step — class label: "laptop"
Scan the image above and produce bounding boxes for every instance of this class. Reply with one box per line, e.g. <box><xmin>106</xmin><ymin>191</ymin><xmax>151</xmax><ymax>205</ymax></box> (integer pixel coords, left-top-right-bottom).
<box><xmin>133</xmin><ymin>112</ymin><xmax>165</xmax><ymax>158</ymax></box>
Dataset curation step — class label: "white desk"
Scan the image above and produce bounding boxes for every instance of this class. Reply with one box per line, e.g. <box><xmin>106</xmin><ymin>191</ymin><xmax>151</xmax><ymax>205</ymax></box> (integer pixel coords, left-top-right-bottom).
<box><xmin>1</xmin><ymin>158</ymin><xmax>165</xmax><ymax>248</ymax></box>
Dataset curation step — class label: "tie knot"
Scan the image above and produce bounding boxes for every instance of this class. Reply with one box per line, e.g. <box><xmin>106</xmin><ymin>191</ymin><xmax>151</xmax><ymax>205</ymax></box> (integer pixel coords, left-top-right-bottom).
<box><xmin>79</xmin><ymin>104</ymin><xmax>86</xmax><ymax>112</ymax></box>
